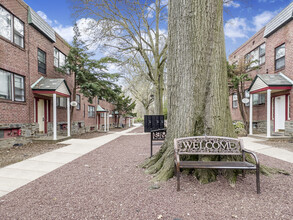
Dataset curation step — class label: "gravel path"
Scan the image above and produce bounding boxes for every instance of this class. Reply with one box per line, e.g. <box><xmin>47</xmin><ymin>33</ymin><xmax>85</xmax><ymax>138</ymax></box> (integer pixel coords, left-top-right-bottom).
<box><xmin>128</xmin><ymin>125</ymin><xmax>144</xmax><ymax>133</ymax></box>
<box><xmin>0</xmin><ymin>133</ymin><xmax>292</xmax><ymax>220</ymax></box>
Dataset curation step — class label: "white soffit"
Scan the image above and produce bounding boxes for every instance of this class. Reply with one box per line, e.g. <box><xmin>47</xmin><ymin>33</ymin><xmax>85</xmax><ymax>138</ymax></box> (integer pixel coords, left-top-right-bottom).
<box><xmin>56</xmin><ymin>81</ymin><xmax>70</xmax><ymax>96</ymax></box>
<box><xmin>250</xmin><ymin>77</ymin><xmax>267</xmax><ymax>93</ymax></box>
<box><xmin>264</xmin><ymin>2</ymin><xmax>293</xmax><ymax>38</ymax></box>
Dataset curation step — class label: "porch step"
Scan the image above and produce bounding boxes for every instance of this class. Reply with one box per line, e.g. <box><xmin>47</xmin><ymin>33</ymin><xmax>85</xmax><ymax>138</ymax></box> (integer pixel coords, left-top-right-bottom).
<box><xmin>248</xmin><ymin>134</ymin><xmax>292</xmax><ymax>141</ymax></box>
<box><xmin>272</xmin><ymin>132</ymin><xmax>284</xmax><ymax>136</ymax></box>
<box><xmin>32</xmin><ymin>136</ymin><xmax>70</xmax><ymax>144</ymax></box>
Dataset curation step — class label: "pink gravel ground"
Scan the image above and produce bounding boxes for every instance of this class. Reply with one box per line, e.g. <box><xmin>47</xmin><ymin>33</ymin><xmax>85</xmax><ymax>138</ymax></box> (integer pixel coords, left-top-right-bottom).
<box><xmin>128</xmin><ymin>125</ymin><xmax>145</xmax><ymax>133</ymax></box>
<box><xmin>0</xmin><ymin>132</ymin><xmax>292</xmax><ymax>220</ymax></box>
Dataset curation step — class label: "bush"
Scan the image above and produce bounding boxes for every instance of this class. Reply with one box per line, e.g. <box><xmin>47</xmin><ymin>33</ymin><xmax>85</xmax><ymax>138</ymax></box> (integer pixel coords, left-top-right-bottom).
<box><xmin>135</xmin><ymin>117</ymin><xmax>144</xmax><ymax>123</ymax></box>
<box><xmin>233</xmin><ymin>121</ymin><xmax>247</xmax><ymax>136</ymax></box>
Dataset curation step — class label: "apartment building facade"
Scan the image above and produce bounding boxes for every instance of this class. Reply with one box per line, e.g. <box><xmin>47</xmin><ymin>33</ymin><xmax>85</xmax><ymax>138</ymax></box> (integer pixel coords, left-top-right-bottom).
<box><xmin>0</xmin><ymin>0</ymin><xmax>123</xmax><ymax>147</ymax></box>
<box><xmin>228</xmin><ymin>2</ymin><xmax>293</xmax><ymax>137</ymax></box>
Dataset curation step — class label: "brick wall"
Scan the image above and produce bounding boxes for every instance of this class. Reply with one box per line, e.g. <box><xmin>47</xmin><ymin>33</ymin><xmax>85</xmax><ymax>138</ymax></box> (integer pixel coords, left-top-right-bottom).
<box><xmin>72</xmin><ymin>92</ymin><xmax>98</xmax><ymax>131</ymax></box>
<box><xmin>228</xmin><ymin>20</ymin><xmax>293</xmax><ymax>132</ymax></box>
<box><xmin>0</xmin><ymin>0</ymin><xmax>123</xmax><ymax>147</ymax></box>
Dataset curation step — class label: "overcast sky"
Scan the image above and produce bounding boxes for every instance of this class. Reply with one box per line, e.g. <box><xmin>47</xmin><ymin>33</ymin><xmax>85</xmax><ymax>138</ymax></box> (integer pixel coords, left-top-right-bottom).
<box><xmin>24</xmin><ymin>0</ymin><xmax>293</xmax><ymax>57</ymax></box>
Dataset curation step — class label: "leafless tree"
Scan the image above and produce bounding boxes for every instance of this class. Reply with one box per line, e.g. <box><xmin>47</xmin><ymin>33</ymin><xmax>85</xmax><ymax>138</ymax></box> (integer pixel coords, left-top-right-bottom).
<box><xmin>71</xmin><ymin>0</ymin><xmax>168</xmax><ymax>114</ymax></box>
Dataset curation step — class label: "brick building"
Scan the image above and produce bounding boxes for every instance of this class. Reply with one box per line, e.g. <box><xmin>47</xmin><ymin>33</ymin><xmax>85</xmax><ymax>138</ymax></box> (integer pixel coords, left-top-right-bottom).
<box><xmin>0</xmin><ymin>0</ymin><xmax>124</xmax><ymax>147</ymax></box>
<box><xmin>228</xmin><ymin>2</ymin><xmax>293</xmax><ymax>137</ymax></box>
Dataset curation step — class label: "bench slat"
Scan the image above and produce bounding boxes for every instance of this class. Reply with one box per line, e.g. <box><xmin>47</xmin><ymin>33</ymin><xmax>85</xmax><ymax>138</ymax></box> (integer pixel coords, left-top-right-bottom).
<box><xmin>178</xmin><ymin>161</ymin><xmax>256</xmax><ymax>169</ymax></box>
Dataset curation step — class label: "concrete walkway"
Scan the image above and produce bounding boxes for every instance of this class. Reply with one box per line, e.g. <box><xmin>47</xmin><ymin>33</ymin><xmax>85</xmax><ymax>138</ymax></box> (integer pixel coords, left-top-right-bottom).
<box><xmin>240</xmin><ymin>137</ymin><xmax>293</xmax><ymax>163</ymax></box>
<box><xmin>0</xmin><ymin>124</ymin><xmax>143</xmax><ymax>198</ymax></box>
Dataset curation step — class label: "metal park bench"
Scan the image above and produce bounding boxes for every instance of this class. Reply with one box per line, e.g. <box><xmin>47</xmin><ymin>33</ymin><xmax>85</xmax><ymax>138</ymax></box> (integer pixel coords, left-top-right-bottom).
<box><xmin>174</xmin><ymin>136</ymin><xmax>260</xmax><ymax>194</ymax></box>
<box><xmin>150</xmin><ymin>128</ymin><xmax>167</xmax><ymax>157</ymax></box>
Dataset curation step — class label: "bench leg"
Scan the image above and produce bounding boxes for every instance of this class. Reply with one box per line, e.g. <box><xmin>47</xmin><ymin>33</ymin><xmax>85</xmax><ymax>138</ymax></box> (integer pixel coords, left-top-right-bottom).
<box><xmin>256</xmin><ymin>164</ymin><xmax>260</xmax><ymax>194</ymax></box>
<box><xmin>150</xmin><ymin>139</ymin><xmax>153</xmax><ymax>158</ymax></box>
<box><xmin>176</xmin><ymin>166</ymin><xmax>180</xmax><ymax>191</ymax></box>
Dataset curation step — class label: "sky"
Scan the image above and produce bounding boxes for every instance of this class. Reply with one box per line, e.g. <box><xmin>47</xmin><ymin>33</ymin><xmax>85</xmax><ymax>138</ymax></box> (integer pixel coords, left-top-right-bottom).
<box><xmin>23</xmin><ymin>0</ymin><xmax>293</xmax><ymax>58</ymax></box>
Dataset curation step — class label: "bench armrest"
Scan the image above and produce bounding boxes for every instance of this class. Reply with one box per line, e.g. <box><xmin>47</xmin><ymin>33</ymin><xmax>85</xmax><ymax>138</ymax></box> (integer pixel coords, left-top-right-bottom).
<box><xmin>243</xmin><ymin>149</ymin><xmax>259</xmax><ymax>166</ymax></box>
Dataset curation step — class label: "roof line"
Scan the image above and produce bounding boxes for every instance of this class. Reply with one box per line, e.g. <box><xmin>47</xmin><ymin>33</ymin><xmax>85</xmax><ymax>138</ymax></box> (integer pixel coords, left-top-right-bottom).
<box><xmin>228</xmin><ymin>27</ymin><xmax>265</xmax><ymax>58</ymax></box>
<box><xmin>279</xmin><ymin>72</ymin><xmax>293</xmax><ymax>84</ymax></box>
<box><xmin>31</xmin><ymin>76</ymin><xmax>44</xmax><ymax>88</ymax></box>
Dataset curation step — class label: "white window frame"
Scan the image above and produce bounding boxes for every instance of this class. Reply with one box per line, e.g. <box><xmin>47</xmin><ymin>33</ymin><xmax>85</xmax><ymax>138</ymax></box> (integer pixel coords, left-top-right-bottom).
<box><xmin>232</xmin><ymin>93</ymin><xmax>238</xmax><ymax>108</ymax></box>
<box><xmin>76</xmin><ymin>94</ymin><xmax>80</xmax><ymax>110</ymax></box>
<box><xmin>56</xmin><ymin>97</ymin><xmax>67</xmax><ymax>108</ymax></box>
<box><xmin>54</xmin><ymin>47</ymin><xmax>69</xmax><ymax>74</ymax></box>
<box><xmin>275</xmin><ymin>44</ymin><xmax>285</xmax><ymax>70</ymax></box>
<box><xmin>245</xmin><ymin>43</ymin><xmax>266</xmax><ymax>68</ymax></box>
<box><xmin>0</xmin><ymin>69</ymin><xmax>25</xmax><ymax>102</ymax></box>
<box><xmin>88</xmin><ymin>105</ymin><xmax>95</xmax><ymax>118</ymax></box>
<box><xmin>0</xmin><ymin>5</ymin><xmax>24</xmax><ymax>48</ymax></box>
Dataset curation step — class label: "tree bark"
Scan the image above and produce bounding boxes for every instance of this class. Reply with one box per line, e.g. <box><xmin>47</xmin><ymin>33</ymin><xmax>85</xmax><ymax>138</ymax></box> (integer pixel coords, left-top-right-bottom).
<box><xmin>143</xmin><ymin>0</ymin><xmax>236</xmax><ymax>183</ymax></box>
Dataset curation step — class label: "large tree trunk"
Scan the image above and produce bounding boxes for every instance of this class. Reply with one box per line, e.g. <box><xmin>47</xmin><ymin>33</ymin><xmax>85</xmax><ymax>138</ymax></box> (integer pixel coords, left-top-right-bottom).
<box><xmin>143</xmin><ymin>0</ymin><xmax>236</xmax><ymax>183</ymax></box>
<box><xmin>154</xmin><ymin>81</ymin><xmax>164</xmax><ymax>115</ymax></box>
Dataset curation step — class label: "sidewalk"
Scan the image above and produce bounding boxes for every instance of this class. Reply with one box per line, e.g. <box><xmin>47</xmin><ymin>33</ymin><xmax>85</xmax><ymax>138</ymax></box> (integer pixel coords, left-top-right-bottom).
<box><xmin>0</xmin><ymin>124</ymin><xmax>143</xmax><ymax>198</ymax></box>
<box><xmin>240</xmin><ymin>136</ymin><xmax>293</xmax><ymax>163</ymax></box>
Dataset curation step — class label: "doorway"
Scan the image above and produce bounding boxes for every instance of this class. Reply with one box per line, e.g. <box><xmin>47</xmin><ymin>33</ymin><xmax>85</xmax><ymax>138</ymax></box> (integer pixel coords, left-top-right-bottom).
<box><xmin>38</xmin><ymin>99</ymin><xmax>45</xmax><ymax>133</ymax></box>
<box><xmin>274</xmin><ymin>95</ymin><xmax>286</xmax><ymax>132</ymax></box>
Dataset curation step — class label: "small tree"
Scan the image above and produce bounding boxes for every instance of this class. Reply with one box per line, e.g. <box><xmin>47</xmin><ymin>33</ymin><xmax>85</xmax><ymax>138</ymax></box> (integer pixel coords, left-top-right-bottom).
<box><xmin>227</xmin><ymin>59</ymin><xmax>259</xmax><ymax>133</ymax></box>
<box><xmin>113</xmin><ymin>92</ymin><xmax>136</xmax><ymax>126</ymax></box>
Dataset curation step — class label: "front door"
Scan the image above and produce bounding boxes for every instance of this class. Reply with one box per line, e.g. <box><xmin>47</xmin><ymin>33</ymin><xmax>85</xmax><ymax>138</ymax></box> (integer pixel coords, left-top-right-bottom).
<box><xmin>38</xmin><ymin>99</ymin><xmax>45</xmax><ymax>133</ymax></box>
<box><xmin>275</xmin><ymin>95</ymin><xmax>286</xmax><ymax>131</ymax></box>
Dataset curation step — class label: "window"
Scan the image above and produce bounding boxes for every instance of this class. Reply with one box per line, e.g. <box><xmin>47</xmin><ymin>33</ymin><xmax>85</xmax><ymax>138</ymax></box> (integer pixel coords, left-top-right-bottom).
<box><xmin>88</xmin><ymin>105</ymin><xmax>95</xmax><ymax>118</ymax></box>
<box><xmin>259</xmin><ymin>43</ymin><xmax>265</xmax><ymax>65</ymax></box>
<box><xmin>232</xmin><ymin>93</ymin><xmax>238</xmax><ymax>108</ymax></box>
<box><xmin>13</xmin><ymin>17</ymin><xmax>24</xmax><ymax>47</ymax></box>
<box><xmin>0</xmin><ymin>70</ymin><xmax>12</xmax><ymax>100</ymax></box>
<box><xmin>14</xmin><ymin>75</ymin><xmax>25</xmax><ymax>101</ymax></box>
<box><xmin>0</xmin><ymin>6</ymin><xmax>24</xmax><ymax>48</ymax></box>
<box><xmin>54</xmin><ymin>48</ymin><xmax>68</xmax><ymax>72</ymax></box>
<box><xmin>38</xmin><ymin>49</ymin><xmax>46</xmax><ymax>74</ymax></box>
<box><xmin>253</xmin><ymin>94</ymin><xmax>265</xmax><ymax>105</ymax></box>
<box><xmin>54</xmin><ymin>48</ymin><xmax>59</xmax><ymax>67</ymax></box>
<box><xmin>275</xmin><ymin>44</ymin><xmax>285</xmax><ymax>70</ymax></box>
<box><xmin>56</xmin><ymin>97</ymin><xmax>67</xmax><ymax>108</ymax></box>
<box><xmin>76</xmin><ymin>94</ymin><xmax>80</xmax><ymax>110</ymax></box>
<box><xmin>244</xmin><ymin>90</ymin><xmax>250</xmax><ymax>107</ymax></box>
<box><xmin>245</xmin><ymin>43</ymin><xmax>266</xmax><ymax>68</ymax></box>
<box><xmin>0</xmin><ymin>69</ymin><xmax>25</xmax><ymax>101</ymax></box>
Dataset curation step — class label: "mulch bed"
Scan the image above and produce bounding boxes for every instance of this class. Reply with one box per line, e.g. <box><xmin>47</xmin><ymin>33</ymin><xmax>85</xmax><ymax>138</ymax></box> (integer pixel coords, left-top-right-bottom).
<box><xmin>0</xmin><ymin>133</ymin><xmax>292</xmax><ymax>219</ymax></box>
<box><xmin>0</xmin><ymin>143</ymin><xmax>68</xmax><ymax>169</ymax></box>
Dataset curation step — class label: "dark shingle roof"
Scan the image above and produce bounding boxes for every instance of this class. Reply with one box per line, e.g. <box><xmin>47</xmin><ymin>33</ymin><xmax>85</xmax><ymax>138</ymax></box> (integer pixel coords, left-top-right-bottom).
<box><xmin>257</xmin><ymin>74</ymin><xmax>293</xmax><ymax>86</ymax></box>
<box><xmin>32</xmin><ymin>78</ymin><xmax>65</xmax><ymax>90</ymax></box>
